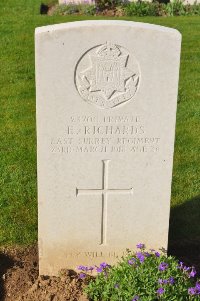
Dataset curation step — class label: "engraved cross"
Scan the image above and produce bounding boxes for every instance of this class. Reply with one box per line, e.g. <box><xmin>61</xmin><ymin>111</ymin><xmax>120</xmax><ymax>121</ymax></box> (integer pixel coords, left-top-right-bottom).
<box><xmin>76</xmin><ymin>160</ymin><xmax>134</xmax><ymax>245</ymax></box>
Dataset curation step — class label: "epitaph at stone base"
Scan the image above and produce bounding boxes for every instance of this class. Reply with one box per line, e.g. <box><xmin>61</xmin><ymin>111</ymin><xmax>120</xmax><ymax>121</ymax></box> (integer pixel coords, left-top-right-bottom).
<box><xmin>35</xmin><ymin>20</ymin><xmax>181</xmax><ymax>276</ymax></box>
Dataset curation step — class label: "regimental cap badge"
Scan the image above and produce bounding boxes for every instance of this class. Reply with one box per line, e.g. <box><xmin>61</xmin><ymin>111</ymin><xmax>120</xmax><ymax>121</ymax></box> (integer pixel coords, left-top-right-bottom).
<box><xmin>75</xmin><ymin>42</ymin><xmax>140</xmax><ymax>109</ymax></box>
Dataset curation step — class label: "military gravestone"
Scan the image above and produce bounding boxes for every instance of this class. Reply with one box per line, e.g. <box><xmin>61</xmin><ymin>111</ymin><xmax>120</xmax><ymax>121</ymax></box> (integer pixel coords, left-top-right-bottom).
<box><xmin>35</xmin><ymin>20</ymin><xmax>181</xmax><ymax>276</ymax></box>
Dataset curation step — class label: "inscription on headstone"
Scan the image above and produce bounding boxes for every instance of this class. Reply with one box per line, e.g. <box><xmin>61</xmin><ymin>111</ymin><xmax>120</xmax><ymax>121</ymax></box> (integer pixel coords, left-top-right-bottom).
<box><xmin>35</xmin><ymin>21</ymin><xmax>181</xmax><ymax>276</ymax></box>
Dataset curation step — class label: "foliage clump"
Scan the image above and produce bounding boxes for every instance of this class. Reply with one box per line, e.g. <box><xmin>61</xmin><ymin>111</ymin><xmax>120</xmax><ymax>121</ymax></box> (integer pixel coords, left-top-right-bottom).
<box><xmin>52</xmin><ymin>0</ymin><xmax>200</xmax><ymax>16</ymax></box>
<box><xmin>51</xmin><ymin>3</ymin><xmax>96</xmax><ymax>15</ymax></box>
<box><xmin>77</xmin><ymin>244</ymin><xmax>200</xmax><ymax>301</ymax></box>
<box><xmin>124</xmin><ymin>0</ymin><xmax>200</xmax><ymax>16</ymax></box>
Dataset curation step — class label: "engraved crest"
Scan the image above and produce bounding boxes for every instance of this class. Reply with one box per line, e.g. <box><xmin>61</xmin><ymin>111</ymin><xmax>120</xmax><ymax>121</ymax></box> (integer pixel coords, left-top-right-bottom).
<box><xmin>75</xmin><ymin>42</ymin><xmax>140</xmax><ymax>109</ymax></box>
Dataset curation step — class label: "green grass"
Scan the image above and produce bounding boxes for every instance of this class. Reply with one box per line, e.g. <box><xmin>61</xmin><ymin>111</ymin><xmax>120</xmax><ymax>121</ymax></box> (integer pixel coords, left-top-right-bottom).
<box><xmin>0</xmin><ymin>0</ymin><xmax>200</xmax><ymax>247</ymax></box>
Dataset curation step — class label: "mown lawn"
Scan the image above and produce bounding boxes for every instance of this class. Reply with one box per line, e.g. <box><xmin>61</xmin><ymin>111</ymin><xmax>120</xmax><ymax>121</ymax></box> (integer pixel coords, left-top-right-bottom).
<box><xmin>0</xmin><ymin>0</ymin><xmax>200</xmax><ymax>250</ymax></box>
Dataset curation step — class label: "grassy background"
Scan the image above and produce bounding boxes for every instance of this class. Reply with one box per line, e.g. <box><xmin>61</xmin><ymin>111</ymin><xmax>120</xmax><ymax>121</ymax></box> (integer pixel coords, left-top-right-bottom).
<box><xmin>0</xmin><ymin>0</ymin><xmax>200</xmax><ymax>252</ymax></box>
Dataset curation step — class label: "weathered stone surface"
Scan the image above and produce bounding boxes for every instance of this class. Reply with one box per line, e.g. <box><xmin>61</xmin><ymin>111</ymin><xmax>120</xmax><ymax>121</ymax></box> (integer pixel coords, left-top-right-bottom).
<box><xmin>35</xmin><ymin>20</ymin><xmax>181</xmax><ymax>276</ymax></box>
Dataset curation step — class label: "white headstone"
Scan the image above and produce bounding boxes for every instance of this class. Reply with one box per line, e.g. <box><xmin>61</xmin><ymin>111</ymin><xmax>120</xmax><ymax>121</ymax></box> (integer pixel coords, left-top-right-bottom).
<box><xmin>59</xmin><ymin>0</ymin><xmax>95</xmax><ymax>4</ymax></box>
<box><xmin>35</xmin><ymin>20</ymin><xmax>181</xmax><ymax>276</ymax></box>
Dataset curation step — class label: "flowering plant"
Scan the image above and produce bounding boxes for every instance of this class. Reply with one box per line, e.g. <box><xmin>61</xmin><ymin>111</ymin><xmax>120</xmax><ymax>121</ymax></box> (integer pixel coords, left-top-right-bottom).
<box><xmin>77</xmin><ymin>244</ymin><xmax>200</xmax><ymax>300</ymax></box>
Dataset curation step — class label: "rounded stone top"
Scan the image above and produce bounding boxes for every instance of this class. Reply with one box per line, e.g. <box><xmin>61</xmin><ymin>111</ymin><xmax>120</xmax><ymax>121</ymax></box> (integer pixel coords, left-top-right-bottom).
<box><xmin>35</xmin><ymin>20</ymin><xmax>181</xmax><ymax>40</ymax></box>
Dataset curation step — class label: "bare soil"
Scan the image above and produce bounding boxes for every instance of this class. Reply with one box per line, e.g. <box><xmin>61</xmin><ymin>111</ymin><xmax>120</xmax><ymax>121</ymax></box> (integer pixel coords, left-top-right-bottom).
<box><xmin>0</xmin><ymin>245</ymin><xmax>89</xmax><ymax>301</ymax></box>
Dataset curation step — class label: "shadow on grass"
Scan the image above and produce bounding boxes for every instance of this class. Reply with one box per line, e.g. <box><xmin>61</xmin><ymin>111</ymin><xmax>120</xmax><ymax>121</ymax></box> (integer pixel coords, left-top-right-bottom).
<box><xmin>168</xmin><ymin>195</ymin><xmax>200</xmax><ymax>274</ymax></box>
<box><xmin>0</xmin><ymin>253</ymin><xmax>14</xmax><ymax>301</ymax></box>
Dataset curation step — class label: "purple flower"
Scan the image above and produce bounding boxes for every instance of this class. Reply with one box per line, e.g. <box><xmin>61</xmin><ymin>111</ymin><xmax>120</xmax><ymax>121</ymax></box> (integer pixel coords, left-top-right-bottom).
<box><xmin>189</xmin><ymin>268</ymin><xmax>197</xmax><ymax>278</ymax></box>
<box><xmin>159</xmin><ymin>262</ymin><xmax>168</xmax><ymax>271</ymax></box>
<box><xmin>158</xmin><ymin>277</ymin><xmax>175</xmax><ymax>285</ymax></box>
<box><xmin>100</xmin><ymin>262</ymin><xmax>107</xmax><ymax>268</ymax></box>
<box><xmin>136</xmin><ymin>252</ymin><xmax>145</xmax><ymax>263</ymax></box>
<box><xmin>188</xmin><ymin>283</ymin><xmax>200</xmax><ymax>296</ymax></box>
<box><xmin>96</xmin><ymin>266</ymin><xmax>103</xmax><ymax>273</ymax></box>
<box><xmin>100</xmin><ymin>262</ymin><xmax>111</xmax><ymax>268</ymax></box>
<box><xmin>79</xmin><ymin>273</ymin><xmax>86</xmax><ymax>279</ymax></box>
<box><xmin>177</xmin><ymin>261</ymin><xmax>184</xmax><ymax>269</ymax></box>
<box><xmin>188</xmin><ymin>287</ymin><xmax>197</xmax><ymax>295</ymax></box>
<box><xmin>128</xmin><ymin>258</ymin><xmax>136</xmax><ymax>265</ymax></box>
<box><xmin>178</xmin><ymin>262</ymin><xmax>196</xmax><ymax>277</ymax></box>
<box><xmin>136</xmin><ymin>243</ymin><xmax>145</xmax><ymax>249</ymax></box>
<box><xmin>183</xmin><ymin>266</ymin><xmax>190</xmax><ymax>272</ymax></box>
<box><xmin>132</xmin><ymin>296</ymin><xmax>139</xmax><ymax>301</ymax></box>
<box><xmin>158</xmin><ymin>278</ymin><xmax>170</xmax><ymax>285</ymax></box>
<box><xmin>157</xmin><ymin>287</ymin><xmax>165</xmax><ymax>295</ymax></box>
<box><xmin>77</xmin><ymin>265</ymin><xmax>94</xmax><ymax>273</ymax></box>
<box><xmin>96</xmin><ymin>262</ymin><xmax>111</xmax><ymax>273</ymax></box>
<box><xmin>77</xmin><ymin>265</ymin><xmax>88</xmax><ymax>271</ymax></box>
<box><xmin>155</xmin><ymin>252</ymin><xmax>160</xmax><ymax>257</ymax></box>
<box><xmin>144</xmin><ymin>252</ymin><xmax>150</xmax><ymax>257</ymax></box>
<box><xmin>114</xmin><ymin>283</ymin><xmax>119</xmax><ymax>289</ymax></box>
<box><xmin>195</xmin><ymin>282</ymin><xmax>200</xmax><ymax>292</ymax></box>
<box><xmin>168</xmin><ymin>277</ymin><xmax>175</xmax><ymax>285</ymax></box>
